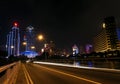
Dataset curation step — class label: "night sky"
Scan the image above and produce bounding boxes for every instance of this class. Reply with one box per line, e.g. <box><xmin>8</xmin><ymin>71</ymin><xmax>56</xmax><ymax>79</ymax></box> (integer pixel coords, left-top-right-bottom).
<box><xmin>0</xmin><ymin>0</ymin><xmax>120</xmax><ymax>51</ymax></box>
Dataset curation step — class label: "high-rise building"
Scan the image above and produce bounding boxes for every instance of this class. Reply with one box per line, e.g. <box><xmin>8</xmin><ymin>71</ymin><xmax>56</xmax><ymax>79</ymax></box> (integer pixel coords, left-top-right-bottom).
<box><xmin>26</xmin><ymin>26</ymin><xmax>35</xmax><ymax>51</ymax></box>
<box><xmin>21</xmin><ymin>26</ymin><xmax>37</xmax><ymax>58</ymax></box>
<box><xmin>93</xmin><ymin>29</ymin><xmax>108</xmax><ymax>52</ymax></box>
<box><xmin>85</xmin><ymin>44</ymin><xmax>93</xmax><ymax>54</ymax></box>
<box><xmin>6</xmin><ymin>22</ymin><xmax>20</xmax><ymax>56</ymax></box>
<box><xmin>104</xmin><ymin>16</ymin><xmax>119</xmax><ymax>49</ymax></box>
<box><xmin>116</xmin><ymin>28</ymin><xmax>120</xmax><ymax>40</ymax></box>
<box><xmin>72</xmin><ymin>44</ymin><xmax>79</xmax><ymax>55</ymax></box>
<box><xmin>93</xmin><ymin>16</ymin><xmax>120</xmax><ymax>52</ymax></box>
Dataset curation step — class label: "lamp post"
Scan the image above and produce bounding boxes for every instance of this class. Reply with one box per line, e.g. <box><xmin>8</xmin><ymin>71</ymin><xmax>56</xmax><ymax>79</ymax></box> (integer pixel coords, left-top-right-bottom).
<box><xmin>37</xmin><ymin>34</ymin><xmax>47</xmax><ymax>61</ymax></box>
<box><xmin>38</xmin><ymin>34</ymin><xmax>44</xmax><ymax>41</ymax></box>
<box><xmin>22</xmin><ymin>41</ymin><xmax>27</xmax><ymax>51</ymax></box>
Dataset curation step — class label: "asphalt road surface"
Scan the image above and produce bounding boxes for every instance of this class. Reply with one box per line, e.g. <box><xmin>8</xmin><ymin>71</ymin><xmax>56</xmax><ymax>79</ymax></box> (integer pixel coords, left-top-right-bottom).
<box><xmin>22</xmin><ymin>62</ymin><xmax>120</xmax><ymax>84</ymax></box>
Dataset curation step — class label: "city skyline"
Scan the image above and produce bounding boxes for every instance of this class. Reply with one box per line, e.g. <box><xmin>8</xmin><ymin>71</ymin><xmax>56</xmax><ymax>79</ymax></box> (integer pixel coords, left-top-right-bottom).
<box><xmin>1</xmin><ymin>0</ymin><xmax>120</xmax><ymax>50</ymax></box>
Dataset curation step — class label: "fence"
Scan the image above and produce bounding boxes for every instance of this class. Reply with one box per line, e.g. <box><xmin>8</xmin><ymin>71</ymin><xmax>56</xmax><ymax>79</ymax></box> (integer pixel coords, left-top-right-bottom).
<box><xmin>0</xmin><ymin>61</ymin><xmax>20</xmax><ymax>84</ymax></box>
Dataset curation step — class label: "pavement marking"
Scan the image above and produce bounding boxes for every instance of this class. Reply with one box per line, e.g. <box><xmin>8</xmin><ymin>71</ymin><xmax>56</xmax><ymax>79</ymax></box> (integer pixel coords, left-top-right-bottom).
<box><xmin>22</xmin><ymin>64</ymin><xmax>34</xmax><ymax>84</ymax></box>
<box><xmin>34</xmin><ymin>64</ymin><xmax>101</xmax><ymax>84</ymax></box>
<box><xmin>12</xmin><ymin>62</ymin><xmax>20</xmax><ymax>84</ymax></box>
<box><xmin>23</xmin><ymin>66</ymin><xmax>30</xmax><ymax>84</ymax></box>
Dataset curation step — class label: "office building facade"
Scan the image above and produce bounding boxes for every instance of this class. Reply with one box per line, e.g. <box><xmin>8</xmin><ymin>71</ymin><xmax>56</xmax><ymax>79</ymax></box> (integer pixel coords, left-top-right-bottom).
<box><xmin>94</xmin><ymin>16</ymin><xmax>120</xmax><ymax>52</ymax></box>
<box><xmin>6</xmin><ymin>23</ymin><xmax>20</xmax><ymax>56</ymax></box>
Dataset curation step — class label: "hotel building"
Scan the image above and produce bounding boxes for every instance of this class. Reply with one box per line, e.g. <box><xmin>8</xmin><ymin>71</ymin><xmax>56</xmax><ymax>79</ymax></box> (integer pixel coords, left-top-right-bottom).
<box><xmin>93</xmin><ymin>16</ymin><xmax>120</xmax><ymax>52</ymax></box>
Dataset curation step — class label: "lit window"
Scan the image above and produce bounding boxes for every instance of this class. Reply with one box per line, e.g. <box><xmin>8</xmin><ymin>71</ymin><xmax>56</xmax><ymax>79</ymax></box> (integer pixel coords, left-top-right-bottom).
<box><xmin>103</xmin><ymin>23</ymin><xmax>106</xmax><ymax>28</ymax></box>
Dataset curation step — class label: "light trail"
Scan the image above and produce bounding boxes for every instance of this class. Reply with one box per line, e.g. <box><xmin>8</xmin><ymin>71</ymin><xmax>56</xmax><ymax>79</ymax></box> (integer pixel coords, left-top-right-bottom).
<box><xmin>33</xmin><ymin>61</ymin><xmax>120</xmax><ymax>73</ymax></box>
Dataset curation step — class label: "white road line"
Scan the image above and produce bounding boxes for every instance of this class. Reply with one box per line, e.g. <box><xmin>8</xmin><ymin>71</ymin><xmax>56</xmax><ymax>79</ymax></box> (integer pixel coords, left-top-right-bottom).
<box><xmin>22</xmin><ymin>64</ymin><xmax>34</xmax><ymax>84</ymax></box>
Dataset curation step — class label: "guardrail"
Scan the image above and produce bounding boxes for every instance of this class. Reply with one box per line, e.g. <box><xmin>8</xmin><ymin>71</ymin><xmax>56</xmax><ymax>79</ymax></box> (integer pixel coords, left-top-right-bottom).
<box><xmin>0</xmin><ymin>61</ymin><xmax>20</xmax><ymax>84</ymax></box>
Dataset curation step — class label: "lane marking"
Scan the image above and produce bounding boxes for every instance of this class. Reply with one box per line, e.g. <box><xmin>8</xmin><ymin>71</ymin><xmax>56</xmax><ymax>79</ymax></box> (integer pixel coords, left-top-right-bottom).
<box><xmin>23</xmin><ymin>66</ymin><xmax>30</xmax><ymax>84</ymax></box>
<box><xmin>12</xmin><ymin>62</ymin><xmax>21</xmax><ymax>84</ymax></box>
<box><xmin>22</xmin><ymin>64</ymin><xmax>34</xmax><ymax>84</ymax></box>
<box><xmin>34</xmin><ymin>64</ymin><xmax>101</xmax><ymax>84</ymax></box>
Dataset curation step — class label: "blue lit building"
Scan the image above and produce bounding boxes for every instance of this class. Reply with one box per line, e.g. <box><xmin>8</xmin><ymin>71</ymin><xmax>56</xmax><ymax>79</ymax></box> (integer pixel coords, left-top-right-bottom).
<box><xmin>116</xmin><ymin>28</ymin><xmax>120</xmax><ymax>40</ymax></box>
<box><xmin>21</xmin><ymin>26</ymin><xmax>38</xmax><ymax>58</ymax></box>
<box><xmin>72</xmin><ymin>44</ymin><xmax>79</xmax><ymax>56</ymax></box>
<box><xmin>21</xmin><ymin>51</ymin><xmax>38</xmax><ymax>58</ymax></box>
<box><xmin>6</xmin><ymin>23</ymin><xmax>20</xmax><ymax>56</ymax></box>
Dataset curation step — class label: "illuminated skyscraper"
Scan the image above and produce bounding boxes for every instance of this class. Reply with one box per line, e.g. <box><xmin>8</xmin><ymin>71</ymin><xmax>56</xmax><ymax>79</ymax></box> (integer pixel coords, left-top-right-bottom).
<box><xmin>104</xmin><ymin>16</ymin><xmax>119</xmax><ymax>49</ymax></box>
<box><xmin>116</xmin><ymin>28</ymin><xmax>120</xmax><ymax>40</ymax></box>
<box><xmin>85</xmin><ymin>44</ymin><xmax>93</xmax><ymax>54</ymax></box>
<box><xmin>72</xmin><ymin>44</ymin><xmax>79</xmax><ymax>55</ymax></box>
<box><xmin>21</xmin><ymin>26</ymin><xmax>37</xmax><ymax>58</ymax></box>
<box><xmin>93</xmin><ymin>16</ymin><xmax>120</xmax><ymax>52</ymax></box>
<box><xmin>93</xmin><ymin>29</ymin><xmax>108</xmax><ymax>52</ymax></box>
<box><xmin>6</xmin><ymin>22</ymin><xmax>20</xmax><ymax>56</ymax></box>
<box><xmin>26</xmin><ymin>26</ymin><xmax>35</xmax><ymax>51</ymax></box>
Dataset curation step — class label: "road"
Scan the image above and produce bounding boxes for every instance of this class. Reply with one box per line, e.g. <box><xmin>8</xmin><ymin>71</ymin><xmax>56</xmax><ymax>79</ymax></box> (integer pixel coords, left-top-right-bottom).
<box><xmin>17</xmin><ymin>62</ymin><xmax>120</xmax><ymax>84</ymax></box>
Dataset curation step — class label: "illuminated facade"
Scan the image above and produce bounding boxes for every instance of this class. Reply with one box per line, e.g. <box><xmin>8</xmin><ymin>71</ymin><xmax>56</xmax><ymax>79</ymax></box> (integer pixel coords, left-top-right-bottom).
<box><xmin>72</xmin><ymin>44</ymin><xmax>79</xmax><ymax>55</ymax></box>
<box><xmin>93</xmin><ymin>29</ymin><xmax>108</xmax><ymax>52</ymax></box>
<box><xmin>26</xmin><ymin>26</ymin><xmax>35</xmax><ymax>51</ymax></box>
<box><xmin>21</xmin><ymin>26</ymin><xmax>37</xmax><ymax>58</ymax></box>
<box><xmin>94</xmin><ymin>16</ymin><xmax>120</xmax><ymax>52</ymax></box>
<box><xmin>116</xmin><ymin>28</ymin><xmax>120</xmax><ymax>40</ymax></box>
<box><xmin>6</xmin><ymin>23</ymin><xmax>20</xmax><ymax>56</ymax></box>
<box><xmin>85</xmin><ymin>44</ymin><xmax>93</xmax><ymax>54</ymax></box>
<box><xmin>40</xmin><ymin>41</ymin><xmax>55</xmax><ymax>56</ymax></box>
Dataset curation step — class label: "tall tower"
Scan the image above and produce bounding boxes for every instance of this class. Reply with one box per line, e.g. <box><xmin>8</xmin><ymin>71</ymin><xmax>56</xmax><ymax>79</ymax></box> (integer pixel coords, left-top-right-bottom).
<box><xmin>6</xmin><ymin>22</ymin><xmax>20</xmax><ymax>56</ymax></box>
<box><xmin>103</xmin><ymin>16</ymin><xmax>119</xmax><ymax>50</ymax></box>
<box><xmin>26</xmin><ymin>26</ymin><xmax>35</xmax><ymax>51</ymax></box>
<box><xmin>22</xmin><ymin>26</ymin><xmax>38</xmax><ymax>58</ymax></box>
<box><xmin>93</xmin><ymin>16</ymin><xmax>120</xmax><ymax>52</ymax></box>
<box><xmin>72</xmin><ymin>44</ymin><xmax>79</xmax><ymax>56</ymax></box>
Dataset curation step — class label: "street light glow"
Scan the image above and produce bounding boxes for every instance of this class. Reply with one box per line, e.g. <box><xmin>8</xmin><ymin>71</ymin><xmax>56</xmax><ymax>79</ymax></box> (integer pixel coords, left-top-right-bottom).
<box><xmin>103</xmin><ymin>23</ymin><xmax>106</xmax><ymax>28</ymax></box>
<box><xmin>23</xmin><ymin>42</ymin><xmax>27</xmax><ymax>45</ymax></box>
<box><xmin>31</xmin><ymin>46</ymin><xmax>35</xmax><ymax>49</ymax></box>
<box><xmin>38</xmin><ymin>35</ymin><xmax>43</xmax><ymax>40</ymax></box>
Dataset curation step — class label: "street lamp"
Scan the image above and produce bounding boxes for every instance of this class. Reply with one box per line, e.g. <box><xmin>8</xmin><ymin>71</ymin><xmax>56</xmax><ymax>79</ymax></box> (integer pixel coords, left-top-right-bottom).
<box><xmin>31</xmin><ymin>46</ymin><xmax>35</xmax><ymax>50</ymax></box>
<box><xmin>38</xmin><ymin>34</ymin><xmax>44</xmax><ymax>41</ymax></box>
<box><xmin>23</xmin><ymin>42</ymin><xmax>27</xmax><ymax>45</ymax></box>
<box><xmin>22</xmin><ymin>41</ymin><xmax>27</xmax><ymax>51</ymax></box>
<box><xmin>37</xmin><ymin>34</ymin><xmax>48</xmax><ymax>61</ymax></box>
